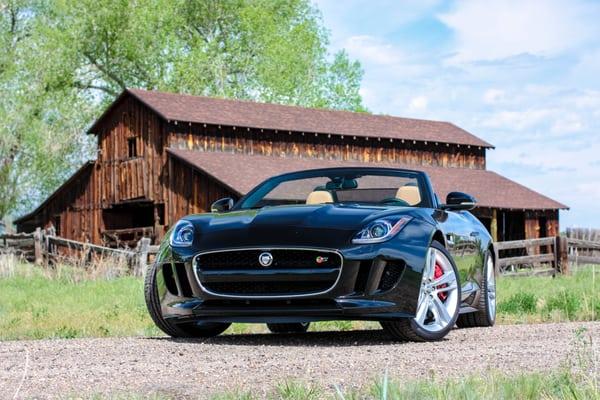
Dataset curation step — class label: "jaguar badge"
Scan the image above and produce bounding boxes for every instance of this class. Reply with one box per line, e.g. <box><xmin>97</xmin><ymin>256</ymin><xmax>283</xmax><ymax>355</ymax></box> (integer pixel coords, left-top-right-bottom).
<box><xmin>259</xmin><ymin>252</ymin><xmax>273</xmax><ymax>267</ymax></box>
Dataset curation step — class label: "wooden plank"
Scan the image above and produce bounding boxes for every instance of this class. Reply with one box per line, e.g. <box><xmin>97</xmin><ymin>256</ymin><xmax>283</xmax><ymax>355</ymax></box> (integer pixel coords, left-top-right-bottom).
<box><xmin>567</xmin><ymin>238</ymin><xmax>600</xmax><ymax>250</ymax></box>
<box><xmin>494</xmin><ymin>237</ymin><xmax>555</xmax><ymax>250</ymax></box>
<box><xmin>0</xmin><ymin>233</ymin><xmax>34</xmax><ymax>240</ymax></box>
<box><xmin>501</xmin><ymin>268</ymin><xmax>555</xmax><ymax>277</ymax></box>
<box><xmin>497</xmin><ymin>253</ymin><xmax>555</xmax><ymax>268</ymax></box>
<box><xmin>46</xmin><ymin>235</ymin><xmax>136</xmax><ymax>257</ymax></box>
<box><xmin>568</xmin><ymin>255</ymin><xmax>600</xmax><ymax>264</ymax></box>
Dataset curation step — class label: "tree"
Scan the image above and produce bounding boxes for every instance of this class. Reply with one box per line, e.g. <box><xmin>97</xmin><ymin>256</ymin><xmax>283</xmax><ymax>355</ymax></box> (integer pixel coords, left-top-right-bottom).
<box><xmin>0</xmin><ymin>0</ymin><xmax>365</xmax><ymax>221</ymax></box>
<box><xmin>1</xmin><ymin>1</ymin><xmax>94</xmax><ymax>219</ymax></box>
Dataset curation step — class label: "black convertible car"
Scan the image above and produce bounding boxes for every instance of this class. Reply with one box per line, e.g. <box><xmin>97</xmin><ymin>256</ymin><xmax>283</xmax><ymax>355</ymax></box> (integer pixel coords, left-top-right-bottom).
<box><xmin>145</xmin><ymin>167</ymin><xmax>496</xmax><ymax>341</ymax></box>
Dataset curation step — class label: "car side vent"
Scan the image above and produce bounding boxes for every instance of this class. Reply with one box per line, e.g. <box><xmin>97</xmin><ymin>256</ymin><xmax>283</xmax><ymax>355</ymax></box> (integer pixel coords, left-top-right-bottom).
<box><xmin>174</xmin><ymin>263</ymin><xmax>193</xmax><ymax>297</ymax></box>
<box><xmin>354</xmin><ymin>261</ymin><xmax>372</xmax><ymax>293</ymax></box>
<box><xmin>162</xmin><ymin>264</ymin><xmax>178</xmax><ymax>295</ymax></box>
<box><xmin>377</xmin><ymin>260</ymin><xmax>406</xmax><ymax>292</ymax></box>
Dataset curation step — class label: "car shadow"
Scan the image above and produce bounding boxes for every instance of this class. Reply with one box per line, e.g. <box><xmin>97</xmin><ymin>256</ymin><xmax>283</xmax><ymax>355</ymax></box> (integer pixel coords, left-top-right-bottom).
<box><xmin>145</xmin><ymin>329</ymin><xmax>441</xmax><ymax>347</ymax></box>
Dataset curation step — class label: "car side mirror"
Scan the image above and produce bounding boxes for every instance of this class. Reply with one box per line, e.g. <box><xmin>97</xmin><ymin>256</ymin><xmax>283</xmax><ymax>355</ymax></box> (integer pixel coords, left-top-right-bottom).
<box><xmin>441</xmin><ymin>192</ymin><xmax>476</xmax><ymax>211</ymax></box>
<box><xmin>211</xmin><ymin>197</ymin><xmax>234</xmax><ymax>213</ymax></box>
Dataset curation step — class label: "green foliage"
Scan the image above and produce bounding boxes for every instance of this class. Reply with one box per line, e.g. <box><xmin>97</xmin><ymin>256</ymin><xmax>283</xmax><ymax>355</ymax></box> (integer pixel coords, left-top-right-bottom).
<box><xmin>0</xmin><ymin>0</ymin><xmax>365</xmax><ymax>220</ymax></box>
<box><xmin>1</xmin><ymin>1</ymin><xmax>97</xmax><ymax>218</ymax></box>
<box><xmin>498</xmin><ymin>292</ymin><xmax>538</xmax><ymax>314</ymax></box>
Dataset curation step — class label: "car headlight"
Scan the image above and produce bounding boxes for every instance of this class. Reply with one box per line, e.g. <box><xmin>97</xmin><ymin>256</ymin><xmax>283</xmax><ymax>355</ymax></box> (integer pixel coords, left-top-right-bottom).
<box><xmin>352</xmin><ymin>216</ymin><xmax>412</xmax><ymax>244</ymax></box>
<box><xmin>169</xmin><ymin>220</ymin><xmax>195</xmax><ymax>247</ymax></box>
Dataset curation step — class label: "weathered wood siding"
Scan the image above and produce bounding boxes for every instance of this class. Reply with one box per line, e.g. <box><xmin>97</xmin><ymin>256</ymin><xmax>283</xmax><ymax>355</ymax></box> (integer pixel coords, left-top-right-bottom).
<box><xmin>166</xmin><ymin>155</ymin><xmax>237</xmax><ymax>223</ymax></box>
<box><xmin>167</xmin><ymin>123</ymin><xmax>486</xmax><ymax>169</ymax></box>
<box><xmin>96</xmin><ymin>96</ymin><xmax>166</xmax><ymax>206</ymax></box>
<box><xmin>18</xmin><ymin>164</ymin><xmax>103</xmax><ymax>243</ymax></box>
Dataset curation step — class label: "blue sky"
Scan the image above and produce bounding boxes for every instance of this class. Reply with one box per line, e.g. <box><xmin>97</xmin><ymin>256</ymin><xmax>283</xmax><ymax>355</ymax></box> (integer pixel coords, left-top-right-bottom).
<box><xmin>314</xmin><ymin>0</ymin><xmax>600</xmax><ymax>228</ymax></box>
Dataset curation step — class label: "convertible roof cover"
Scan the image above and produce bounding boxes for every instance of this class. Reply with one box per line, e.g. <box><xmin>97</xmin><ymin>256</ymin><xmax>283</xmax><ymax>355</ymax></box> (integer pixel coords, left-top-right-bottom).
<box><xmin>167</xmin><ymin>149</ymin><xmax>567</xmax><ymax>211</ymax></box>
<box><xmin>89</xmin><ymin>88</ymin><xmax>493</xmax><ymax>148</ymax></box>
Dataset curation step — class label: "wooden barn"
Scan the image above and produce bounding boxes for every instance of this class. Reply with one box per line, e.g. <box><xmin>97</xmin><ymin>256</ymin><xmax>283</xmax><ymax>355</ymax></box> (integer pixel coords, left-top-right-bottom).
<box><xmin>15</xmin><ymin>88</ymin><xmax>567</xmax><ymax>247</ymax></box>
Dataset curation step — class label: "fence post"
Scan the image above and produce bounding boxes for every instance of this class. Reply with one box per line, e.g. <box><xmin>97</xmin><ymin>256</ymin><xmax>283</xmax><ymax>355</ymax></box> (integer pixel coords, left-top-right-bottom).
<box><xmin>33</xmin><ymin>227</ymin><xmax>43</xmax><ymax>265</ymax></box>
<box><xmin>556</xmin><ymin>236</ymin><xmax>569</xmax><ymax>275</ymax></box>
<box><xmin>136</xmin><ymin>238</ymin><xmax>151</xmax><ymax>277</ymax></box>
<box><xmin>493</xmin><ymin>242</ymin><xmax>500</xmax><ymax>275</ymax></box>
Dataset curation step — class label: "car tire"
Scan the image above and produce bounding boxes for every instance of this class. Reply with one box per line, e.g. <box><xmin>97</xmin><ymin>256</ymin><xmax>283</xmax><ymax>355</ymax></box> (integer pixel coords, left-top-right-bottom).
<box><xmin>381</xmin><ymin>241</ymin><xmax>461</xmax><ymax>341</ymax></box>
<box><xmin>144</xmin><ymin>261</ymin><xmax>230</xmax><ymax>338</ymax></box>
<box><xmin>266</xmin><ymin>322</ymin><xmax>310</xmax><ymax>333</ymax></box>
<box><xmin>456</xmin><ymin>251</ymin><xmax>496</xmax><ymax>328</ymax></box>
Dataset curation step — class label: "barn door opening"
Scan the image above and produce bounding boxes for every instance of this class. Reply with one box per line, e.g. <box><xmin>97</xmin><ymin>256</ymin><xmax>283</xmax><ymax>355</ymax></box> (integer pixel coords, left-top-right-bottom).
<box><xmin>102</xmin><ymin>202</ymin><xmax>155</xmax><ymax>247</ymax></box>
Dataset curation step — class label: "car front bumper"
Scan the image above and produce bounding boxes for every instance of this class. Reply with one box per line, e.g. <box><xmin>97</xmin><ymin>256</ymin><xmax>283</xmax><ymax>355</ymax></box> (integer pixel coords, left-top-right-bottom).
<box><xmin>153</xmin><ymin>240</ymin><xmax>427</xmax><ymax>326</ymax></box>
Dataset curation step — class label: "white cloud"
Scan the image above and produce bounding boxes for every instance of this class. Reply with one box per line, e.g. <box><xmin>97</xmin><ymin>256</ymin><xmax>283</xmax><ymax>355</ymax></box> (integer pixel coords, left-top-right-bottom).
<box><xmin>438</xmin><ymin>0</ymin><xmax>600</xmax><ymax>64</ymax></box>
<box><xmin>481</xmin><ymin>109</ymin><xmax>553</xmax><ymax>131</ymax></box>
<box><xmin>483</xmin><ymin>89</ymin><xmax>505</xmax><ymax>104</ymax></box>
<box><xmin>343</xmin><ymin>36</ymin><xmax>403</xmax><ymax>66</ymax></box>
<box><xmin>408</xmin><ymin>96</ymin><xmax>429</xmax><ymax>112</ymax></box>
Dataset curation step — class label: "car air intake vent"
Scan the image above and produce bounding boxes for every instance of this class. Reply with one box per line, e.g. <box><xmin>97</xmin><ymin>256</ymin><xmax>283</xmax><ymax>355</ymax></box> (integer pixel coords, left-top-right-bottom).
<box><xmin>198</xmin><ymin>249</ymin><xmax>342</xmax><ymax>270</ymax></box>
<box><xmin>195</xmin><ymin>248</ymin><xmax>343</xmax><ymax>297</ymax></box>
<box><xmin>378</xmin><ymin>260</ymin><xmax>406</xmax><ymax>291</ymax></box>
<box><xmin>206</xmin><ymin>281</ymin><xmax>333</xmax><ymax>296</ymax></box>
<box><xmin>162</xmin><ymin>263</ymin><xmax>194</xmax><ymax>297</ymax></box>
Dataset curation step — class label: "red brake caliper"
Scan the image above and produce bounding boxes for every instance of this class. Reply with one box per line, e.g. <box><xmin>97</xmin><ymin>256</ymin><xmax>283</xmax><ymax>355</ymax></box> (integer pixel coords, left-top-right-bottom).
<box><xmin>434</xmin><ymin>263</ymin><xmax>447</xmax><ymax>301</ymax></box>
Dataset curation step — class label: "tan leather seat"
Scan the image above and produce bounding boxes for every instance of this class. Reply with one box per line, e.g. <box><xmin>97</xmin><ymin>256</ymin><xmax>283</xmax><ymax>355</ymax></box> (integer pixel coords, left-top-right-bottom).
<box><xmin>306</xmin><ymin>190</ymin><xmax>334</xmax><ymax>205</ymax></box>
<box><xmin>396</xmin><ymin>185</ymin><xmax>421</xmax><ymax>206</ymax></box>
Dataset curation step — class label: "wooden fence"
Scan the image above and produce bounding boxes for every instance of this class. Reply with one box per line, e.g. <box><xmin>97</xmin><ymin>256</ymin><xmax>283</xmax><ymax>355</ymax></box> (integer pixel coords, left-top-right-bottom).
<box><xmin>493</xmin><ymin>233</ymin><xmax>600</xmax><ymax>276</ymax></box>
<box><xmin>3</xmin><ymin>228</ymin><xmax>600</xmax><ymax>277</ymax></box>
<box><xmin>0</xmin><ymin>228</ymin><xmax>159</xmax><ymax>275</ymax></box>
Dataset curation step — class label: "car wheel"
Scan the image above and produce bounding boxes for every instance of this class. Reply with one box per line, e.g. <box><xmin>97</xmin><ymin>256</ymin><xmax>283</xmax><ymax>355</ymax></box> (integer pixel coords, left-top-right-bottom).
<box><xmin>381</xmin><ymin>241</ymin><xmax>461</xmax><ymax>341</ymax></box>
<box><xmin>266</xmin><ymin>322</ymin><xmax>310</xmax><ymax>333</ymax></box>
<box><xmin>457</xmin><ymin>251</ymin><xmax>496</xmax><ymax>328</ymax></box>
<box><xmin>144</xmin><ymin>262</ymin><xmax>230</xmax><ymax>338</ymax></box>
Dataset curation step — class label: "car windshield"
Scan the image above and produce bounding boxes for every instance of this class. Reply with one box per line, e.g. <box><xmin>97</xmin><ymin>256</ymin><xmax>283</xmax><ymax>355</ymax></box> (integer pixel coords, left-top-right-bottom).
<box><xmin>238</xmin><ymin>168</ymin><xmax>431</xmax><ymax>209</ymax></box>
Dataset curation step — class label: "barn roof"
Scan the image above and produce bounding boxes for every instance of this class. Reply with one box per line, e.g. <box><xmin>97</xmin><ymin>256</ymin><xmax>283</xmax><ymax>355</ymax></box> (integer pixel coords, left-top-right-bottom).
<box><xmin>167</xmin><ymin>149</ymin><xmax>567</xmax><ymax>210</ymax></box>
<box><xmin>89</xmin><ymin>88</ymin><xmax>494</xmax><ymax>148</ymax></box>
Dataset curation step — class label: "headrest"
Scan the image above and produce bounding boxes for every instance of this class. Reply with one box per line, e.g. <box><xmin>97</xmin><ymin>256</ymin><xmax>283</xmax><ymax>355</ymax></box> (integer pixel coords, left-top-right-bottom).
<box><xmin>306</xmin><ymin>190</ymin><xmax>334</xmax><ymax>205</ymax></box>
<box><xmin>396</xmin><ymin>185</ymin><xmax>421</xmax><ymax>206</ymax></box>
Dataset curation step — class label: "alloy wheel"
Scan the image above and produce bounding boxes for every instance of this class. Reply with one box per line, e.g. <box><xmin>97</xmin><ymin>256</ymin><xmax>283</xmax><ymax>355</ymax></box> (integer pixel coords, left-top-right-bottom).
<box><xmin>486</xmin><ymin>256</ymin><xmax>496</xmax><ymax>321</ymax></box>
<box><xmin>414</xmin><ymin>247</ymin><xmax>459</xmax><ymax>333</ymax></box>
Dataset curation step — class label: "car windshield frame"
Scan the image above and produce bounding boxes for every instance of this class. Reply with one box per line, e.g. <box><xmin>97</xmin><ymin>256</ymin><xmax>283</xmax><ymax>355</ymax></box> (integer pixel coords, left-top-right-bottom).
<box><xmin>234</xmin><ymin>167</ymin><xmax>434</xmax><ymax>210</ymax></box>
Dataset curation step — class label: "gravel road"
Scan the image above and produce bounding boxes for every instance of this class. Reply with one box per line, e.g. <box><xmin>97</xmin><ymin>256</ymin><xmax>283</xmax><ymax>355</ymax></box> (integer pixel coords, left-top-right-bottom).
<box><xmin>1</xmin><ymin>321</ymin><xmax>599</xmax><ymax>399</ymax></box>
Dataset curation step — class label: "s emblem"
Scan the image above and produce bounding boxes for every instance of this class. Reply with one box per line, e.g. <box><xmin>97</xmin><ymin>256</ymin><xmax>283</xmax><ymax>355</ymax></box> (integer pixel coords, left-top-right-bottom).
<box><xmin>316</xmin><ymin>256</ymin><xmax>328</xmax><ymax>264</ymax></box>
<box><xmin>259</xmin><ymin>252</ymin><xmax>273</xmax><ymax>267</ymax></box>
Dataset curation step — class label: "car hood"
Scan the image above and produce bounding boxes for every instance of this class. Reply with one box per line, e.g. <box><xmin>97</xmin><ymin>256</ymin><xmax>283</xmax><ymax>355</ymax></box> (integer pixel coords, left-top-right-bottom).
<box><xmin>186</xmin><ymin>204</ymin><xmax>421</xmax><ymax>249</ymax></box>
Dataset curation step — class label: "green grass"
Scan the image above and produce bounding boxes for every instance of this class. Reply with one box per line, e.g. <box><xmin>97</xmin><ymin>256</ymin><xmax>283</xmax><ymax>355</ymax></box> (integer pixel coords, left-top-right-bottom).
<box><xmin>0</xmin><ymin>260</ymin><xmax>598</xmax><ymax>340</ymax></box>
<box><xmin>0</xmin><ymin>265</ymin><xmax>160</xmax><ymax>340</ymax></box>
<box><xmin>497</xmin><ymin>266</ymin><xmax>599</xmax><ymax>324</ymax></box>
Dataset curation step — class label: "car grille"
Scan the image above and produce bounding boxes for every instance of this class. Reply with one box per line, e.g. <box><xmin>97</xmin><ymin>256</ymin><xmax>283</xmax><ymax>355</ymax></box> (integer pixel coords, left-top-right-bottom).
<box><xmin>195</xmin><ymin>248</ymin><xmax>343</xmax><ymax>297</ymax></box>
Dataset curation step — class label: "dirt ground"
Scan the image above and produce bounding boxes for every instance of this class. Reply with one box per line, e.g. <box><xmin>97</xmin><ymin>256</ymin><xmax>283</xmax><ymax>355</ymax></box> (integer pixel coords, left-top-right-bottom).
<box><xmin>1</xmin><ymin>321</ymin><xmax>599</xmax><ymax>399</ymax></box>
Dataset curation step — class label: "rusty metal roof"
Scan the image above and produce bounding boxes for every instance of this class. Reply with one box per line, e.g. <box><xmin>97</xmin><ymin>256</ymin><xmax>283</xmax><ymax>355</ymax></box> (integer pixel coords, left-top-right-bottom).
<box><xmin>89</xmin><ymin>88</ymin><xmax>494</xmax><ymax>148</ymax></box>
<box><xmin>168</xmin><ymin>149</ymin><xmax>567</xmax><ymax>210</ymax></box>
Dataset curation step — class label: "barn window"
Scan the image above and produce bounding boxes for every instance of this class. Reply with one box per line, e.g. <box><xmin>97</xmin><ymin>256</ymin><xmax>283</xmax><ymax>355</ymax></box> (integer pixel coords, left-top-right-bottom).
<box><xmin>127</xmin><ymin>137</ymin><xmax>138</xmax><ymax>158</ymax></box>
